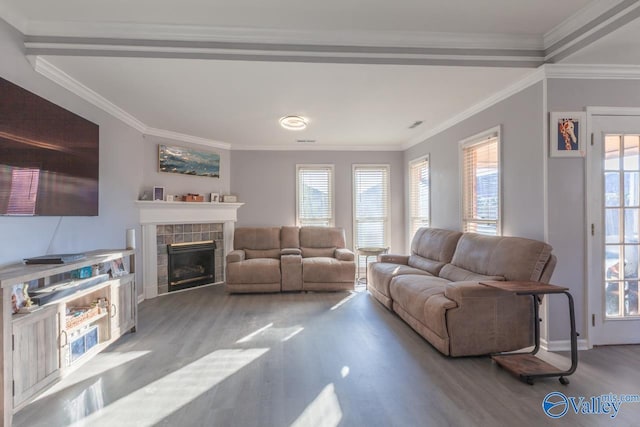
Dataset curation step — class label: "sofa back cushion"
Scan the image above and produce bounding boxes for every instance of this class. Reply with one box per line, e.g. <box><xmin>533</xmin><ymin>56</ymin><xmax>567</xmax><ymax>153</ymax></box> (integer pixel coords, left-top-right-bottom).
<box><xmin>300</xmin><ymin>227</ymin><xmax>346</xmax><ymax>248</ymax></box>
<box><xmin>407</xmin><ymin>228</ymin><xmax>463</xmax><ymax>275</ymax></box>
<box><xmin>445</xmin><ymin>233</ymin><xmax>553</xmax><ymax>282</ymax></box>
<box><xmin>301</xmin><ymin>247</ymin><xmax>336</xmax><ymax>258</ymax></box>
<box><xmin>281</xmin><ymin>226</ymin><xmax>300</xmax><ymax>249</ymax></box>
<box><xmin>234</xmin><ymin>227</ymin><xmax>281</xmax><ymax>259</ymax></box>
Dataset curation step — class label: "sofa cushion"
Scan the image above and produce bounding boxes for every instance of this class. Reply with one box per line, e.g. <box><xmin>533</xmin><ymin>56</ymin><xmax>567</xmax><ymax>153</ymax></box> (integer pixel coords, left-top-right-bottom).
<box><xmin>234</xmin><ymin>227</ymin><xmax>281</xmax><ymax>251</ymax></box>
<box><xmin>439</xmin><ymin>264</ymin><xmax>504</xmax><ymax>282</ymax></box>
<box><xmin>226</xmin><ymin>258</ymin><xmax>281</xmax><ymax>284</ymax></box>
<box><xmin>448</xmin><ymin>233</ymin><xmax>553</xmax><ymax>282</ymax></box>
<box><xmin>300</xmin><ymin>227</ymin><xmax>346</xmax><ymax>249</ymax></box>
<box><xmin>301</xmin><ymin>247</ymin><xmax>336</xmax><ymax>258</ymax></box>
<box><xmin>408</xmin><ymin>228</ymin><xmax>463</xmax><ymax>275</ymax></box>
<box><xmin>302</xmin><ymin>257</ymin><xmax>354</xmax><ymax>283</ymax></box>
<box><xmin>245</xmin><ymin>249</ymin><xmax>281</xmax><ymax>259</ymax></box>
<box><xmin>368</xmin><ymin>262</ymin><xmax>431</xmax><ymax>299</ymax></box>
<box><xmin>407</xmin><ymin>255</ymin><xmax>446</xmax><ymax>277</ymax></box>
<box><xmin>281</xmin><ymin>226</ymin><xmax>300</xmax><ymax>249</ymax></box>
<box><xmin>389</xmin><ymin>275</ymin><xmax>452</xmax><ymax>338</ymax></box>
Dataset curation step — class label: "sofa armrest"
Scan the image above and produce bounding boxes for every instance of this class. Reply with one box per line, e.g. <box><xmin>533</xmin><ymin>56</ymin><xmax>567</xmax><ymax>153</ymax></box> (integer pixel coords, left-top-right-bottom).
<box><xmin>281</xmin><ymin>247</ymin><xmax>302</xmax><ymax>256</ymax></box>
<box><xmin>444</xmin><ymin>281</ymin><xmax>510</xmax><ymax>302</ymax></box>
<box><xmin>444</xmin><ymin>281</ymin><xmax>534</xmax><ymax>356</ymax></box>
<box><xmin>226</xmin><ymin>250</ymin><xmax>246</xmax><ymax>263</ymax></box>
<box><xmin>335</xmin><ymin>248</ymin><xmax>354</xmax><ymax>262</ymax></box>
<box><xmin>378</xmin><ymin>254</ymin><xmax>409</xmax><ymax>265</ymax></box>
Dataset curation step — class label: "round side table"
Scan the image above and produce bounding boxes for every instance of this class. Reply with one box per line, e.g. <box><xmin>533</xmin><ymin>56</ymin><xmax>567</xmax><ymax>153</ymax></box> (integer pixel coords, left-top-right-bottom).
<box><xmin>357</xmin><ymin>247</ymin><xmax>388</xmax><ymax>288</ymax></box>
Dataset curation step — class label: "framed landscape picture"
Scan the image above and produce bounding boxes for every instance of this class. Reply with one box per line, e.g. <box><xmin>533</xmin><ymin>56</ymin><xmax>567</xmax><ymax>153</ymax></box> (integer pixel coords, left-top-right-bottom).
<box><xmin>158</xmin><ymin>144</ymin><xmax>220</xmax><ymax>178</ymax></box>
<box><xmin>550</xmin><ymin>112</ymin><xmax>586</xmax><ymax>157</ymax></box>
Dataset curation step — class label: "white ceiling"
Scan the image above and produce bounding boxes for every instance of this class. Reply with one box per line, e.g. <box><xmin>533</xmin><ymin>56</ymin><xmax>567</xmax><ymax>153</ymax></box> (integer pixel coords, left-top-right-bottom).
<box><xmin>7</xmin><ymin>0</ymin><xmax>590</xmax><ymax>34</ymax></box>
<box><xmin>2</xmin><ymin>0</ymin><xmax>639</xmax><ymax>150</ymax></box>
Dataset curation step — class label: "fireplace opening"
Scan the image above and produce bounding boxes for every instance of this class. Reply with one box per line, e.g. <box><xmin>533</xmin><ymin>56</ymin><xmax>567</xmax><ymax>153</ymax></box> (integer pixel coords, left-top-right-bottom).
<box><xmin>167</xmin><ymin>240</ymin><xmax>216</xmax><ymax>292</ymax></box>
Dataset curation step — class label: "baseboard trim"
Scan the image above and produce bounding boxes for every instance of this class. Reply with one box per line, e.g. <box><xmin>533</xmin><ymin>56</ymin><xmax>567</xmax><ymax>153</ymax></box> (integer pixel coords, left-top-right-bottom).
<box><xmin>137</xmin><ymin>294</ymin><xmax>145</xmax><ymax>304</ymax></box>
<box><xmin>540</xmin><ymin>338</ymin><xmax>589</xmax><ymax>352</ymax></box>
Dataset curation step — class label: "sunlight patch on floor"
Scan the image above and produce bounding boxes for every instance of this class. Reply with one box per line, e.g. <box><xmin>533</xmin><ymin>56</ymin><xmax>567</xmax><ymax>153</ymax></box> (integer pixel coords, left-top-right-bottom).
<box><xmin>281</xmin><ymin>327</ymin><xmax>304</xmax><ymax>342</ymax></box>
<box><xmin>330</xmin><ymin>292</ymin><xmax>356</xmax><ymax>310</ymax></box>
<box><xmin>341</xmin><ymin>366</ymin><xmax>350</xmax><ymax>378</ymax></box>
<box><xmin>236</xmin><ymin>323</ymin><xmax>274</xmax><ymax>343</ymax></box>
<box><xmin>69</xmin><ymin>348</ymin><xmax>269</xmax><ymax>427</ymax></box>
<box><xmin>290</xmin><ymin>383</ymin><xmax>343</xmax><ymax>427</ymax></box>
<box><xmin>36</xmin><ymin>351</ymin><xmax>151</xmax><ymax>401</ymax></box>
<box><xmin>237</xmin><ymin>323</ymin><xmax>306</xmax><ymax>343</ymax></box>
<box><xmin>65</xmin><ymin>378</ymin><xmax>105</xmax><ymax>424</ymax></box>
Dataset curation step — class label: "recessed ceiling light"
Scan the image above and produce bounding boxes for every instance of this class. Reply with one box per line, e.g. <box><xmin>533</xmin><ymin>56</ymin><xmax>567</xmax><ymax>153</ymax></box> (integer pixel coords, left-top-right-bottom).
<box><xmin>296</xmin><ymin>139</ymin><xmax>316</xmax><ymax>143</ymax></box>
<box><xmin>280</xmin><ymin>115</ymin><xmax>308</xmax><ymax>131</ymax></box>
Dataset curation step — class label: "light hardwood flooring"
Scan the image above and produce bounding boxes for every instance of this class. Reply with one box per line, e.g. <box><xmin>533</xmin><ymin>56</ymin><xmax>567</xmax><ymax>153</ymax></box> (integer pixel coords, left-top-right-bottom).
<box><xmin>13</xmin><ymin>284</ymin><xmax>640</xmax><ymax>427</ymax></box>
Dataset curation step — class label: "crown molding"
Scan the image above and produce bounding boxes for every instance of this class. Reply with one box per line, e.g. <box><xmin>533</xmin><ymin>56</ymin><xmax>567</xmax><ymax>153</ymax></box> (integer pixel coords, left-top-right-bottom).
<box><xmin>32</xmin><ymin>56</ymin><xmax>147</xmax><ymax>132</ymax></box>
<box><xmin>544</xmin><ymin>63</ymin><xmax>640</xmax><ymax>79</ymax></box>
<box><xmin>32</xmin><ymin>56</ymin><xmax>233</xmax><ymax>149</ymax></box>
<box><xmin>24</xmin><ymin>21</ymin><xmax>544</xmax><ymax>51</ymax></box>
<box><xmin>402</xmin><ymin>67</ymin><xmax>546</xmax><ymax>150</ymax></box>
<box><xmin>543</xmin><ymin>0</ymin><xmax>628</xmax><ymax>48</ymax></box>
<box><xmin>23</xmin><ymin>37</ymin><xmax>543</xmax><ymax>68</ymax></box>
<box><xmin>544</xmin><ymin>0</ymin><xmax>640</xmax><ymax>62</ymax></box>
<box><xmin>144</xmin><ymin>128</ymin><xmax>231</xmax><ymax>150</ymax></box>
<box><xmin>231</xmin><ymin>143</ymin><xmax>403</xmax><ymax>152</ymax></box>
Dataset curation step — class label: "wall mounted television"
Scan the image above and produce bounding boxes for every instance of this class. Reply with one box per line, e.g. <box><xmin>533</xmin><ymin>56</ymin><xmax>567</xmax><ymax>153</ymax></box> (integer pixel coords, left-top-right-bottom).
<box><xmin>0</xmin><ymin>77</ymin><xmax>99</xmax><ymax>216</ymax></box>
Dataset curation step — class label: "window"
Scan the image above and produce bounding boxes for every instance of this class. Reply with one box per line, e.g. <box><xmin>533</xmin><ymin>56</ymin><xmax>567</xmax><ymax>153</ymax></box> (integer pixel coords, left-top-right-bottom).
<box><xmin>460</xmin><ymin>127</ymin><xmax>501</xmax><ymax>235</ymax></box>
<box><xmin>408</xmin><ymin>156</ymin><xmax>430</xmax><ymax>239</ymax></box>
<box><xmin>353</xmin><ymin>165</ymin><xmax>389</xmax><ymax>250</ymax></box>
<box><xmin>296</xmin><ymin>164</ymin><xmax>334</xmax><ymax>226</ymax></box>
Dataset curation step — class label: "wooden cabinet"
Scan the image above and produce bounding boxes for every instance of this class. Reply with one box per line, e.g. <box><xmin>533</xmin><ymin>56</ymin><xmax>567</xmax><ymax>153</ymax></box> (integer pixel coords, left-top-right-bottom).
<box><xmin>110</xmin><ymin>275</ymin><xmax>137</xmax><ymax>338</ymax></box>
<box><xmin>0</xmin><ymin>249</ymin><xmax>137</xmax><ymax>426</ymax></box>
<box><xmin>11</xmin><ymin>306</ymin><xmax>60</xmax><ymax>407</ymax></box>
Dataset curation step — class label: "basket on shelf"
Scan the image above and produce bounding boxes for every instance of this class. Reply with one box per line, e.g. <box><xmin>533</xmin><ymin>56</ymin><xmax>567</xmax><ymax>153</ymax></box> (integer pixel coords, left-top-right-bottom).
<box><xmin>66</xmin><ymin>305</ymin><xmax>102</xmax><ymax>329</ymax></box>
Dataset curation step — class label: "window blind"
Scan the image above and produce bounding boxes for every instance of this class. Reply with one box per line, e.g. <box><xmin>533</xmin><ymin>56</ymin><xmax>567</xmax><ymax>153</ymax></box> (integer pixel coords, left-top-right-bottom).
<box><xmin>6</xmin><ymin>168</ymin><xmax>39</xmax><ymax>215</ymax></box>
<box><xmin>297</xmin><ymin>165</ymin><xmax>334</xmax><ymax>226</ymax></box>
<box><xmin>461</xmin><ymin>135</ymin><xmax>499</xmax><ymax>235</ymax></box>
<box><xmin>353</xmin><ymin>165</ymin><xmax>389</xmax><ymax>249</ymax></box>
<box><xmin>409</xmin><ymin>157</ymin><xmax>430</xmax><ymax>239</ymax></box>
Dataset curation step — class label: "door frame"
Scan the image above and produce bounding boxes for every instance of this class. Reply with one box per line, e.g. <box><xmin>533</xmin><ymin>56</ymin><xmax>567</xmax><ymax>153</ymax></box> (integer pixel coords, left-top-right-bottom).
<box><xmin>585</xmin><ymin>106</ymin><xmax>640</xmax><ymax>348</ymax></box>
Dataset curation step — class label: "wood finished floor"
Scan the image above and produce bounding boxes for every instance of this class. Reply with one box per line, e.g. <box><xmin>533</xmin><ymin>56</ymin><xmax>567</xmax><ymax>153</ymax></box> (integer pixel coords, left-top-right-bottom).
<box><xmin>14</xmin><ymin>284</ymin><xmax>640</xmax><ymax>427</ymax></box>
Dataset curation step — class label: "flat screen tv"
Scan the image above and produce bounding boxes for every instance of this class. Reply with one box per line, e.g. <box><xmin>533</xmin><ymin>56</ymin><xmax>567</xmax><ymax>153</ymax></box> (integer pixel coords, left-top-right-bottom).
<box><xmin>0</xmin><ymin>77</ymin><xmax>99</xmax><ymax>216</ymax></box>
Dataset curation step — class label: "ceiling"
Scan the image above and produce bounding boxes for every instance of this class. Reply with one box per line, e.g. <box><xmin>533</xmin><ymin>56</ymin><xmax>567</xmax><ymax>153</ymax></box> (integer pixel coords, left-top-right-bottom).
<box><xmin>1</xmin><ymin>0</ymin><xmax>639</xmax><ymax>150</ymax></box>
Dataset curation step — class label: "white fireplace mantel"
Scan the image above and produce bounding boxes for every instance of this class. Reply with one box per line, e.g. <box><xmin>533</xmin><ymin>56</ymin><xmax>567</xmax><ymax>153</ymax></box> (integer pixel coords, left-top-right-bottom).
<box><xmin>136</xmin><ymin>201</ymin><xmax>244</xmax><ymax>299</ymax></box>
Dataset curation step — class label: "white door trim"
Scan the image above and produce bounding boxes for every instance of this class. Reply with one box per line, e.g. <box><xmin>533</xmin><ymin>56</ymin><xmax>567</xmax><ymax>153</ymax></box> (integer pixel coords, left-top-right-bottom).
<box><xmin>585</xmin><ymin>107</ymin><xmax>640</xmax><ymax>348</ymax></box>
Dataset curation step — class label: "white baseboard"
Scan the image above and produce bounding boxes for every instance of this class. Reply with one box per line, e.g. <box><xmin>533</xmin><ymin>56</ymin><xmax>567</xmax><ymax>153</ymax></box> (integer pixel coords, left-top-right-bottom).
<box><xmin>137</xmin><ymin>294</ymin><xmax>145</xmax><ymax>304</ymax></box>
<box><xmin>541</xmin><ymin>338</ymin><xmax>589</xmax><ymax>352</ymax></box>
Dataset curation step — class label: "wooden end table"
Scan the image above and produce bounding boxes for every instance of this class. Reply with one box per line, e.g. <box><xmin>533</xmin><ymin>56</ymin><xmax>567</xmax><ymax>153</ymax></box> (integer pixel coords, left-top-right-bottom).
<box><xmin>480</xmin><ymin>281</ymin><xmax>578</xmax><ymax>385</ymax></box>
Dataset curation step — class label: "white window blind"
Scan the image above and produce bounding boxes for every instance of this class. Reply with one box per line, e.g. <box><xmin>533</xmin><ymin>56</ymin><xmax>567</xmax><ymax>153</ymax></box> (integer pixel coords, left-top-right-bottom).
<box><xmin>409</xmin><ymin>156</ymin><xmax>430</xmax><ymax>239</ymax></box>
<box><xmin>296</xmin><ymin>165</ymin><xmax>334</xmax><ymax>226</ymax></box>
<box><xmin>7</xmin><ymin>168</ymin><xmax>39</xmax><ymax>215</ymax></box>
<box><xmin>461</xmin><ymin>131</ymin><xmax>500</xmax><ymax>235</ymax></box>
<box><xmin>353</xmin><ymin>165</ymin><xmax>389</xmax><ymax>250</ymax></box>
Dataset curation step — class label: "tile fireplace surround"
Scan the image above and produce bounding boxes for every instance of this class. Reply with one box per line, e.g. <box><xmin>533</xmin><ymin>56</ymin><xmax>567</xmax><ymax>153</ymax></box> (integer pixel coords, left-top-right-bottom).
<box><xmin>136</xmin><ymin>201</ymin><xmax>243</xmax><ymax>299</ymax></box>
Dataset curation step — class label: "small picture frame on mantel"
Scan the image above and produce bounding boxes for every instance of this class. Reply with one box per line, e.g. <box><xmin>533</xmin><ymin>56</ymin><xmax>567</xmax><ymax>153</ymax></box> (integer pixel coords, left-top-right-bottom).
<box><xmin>153</xmin><ymin>186</ymin><xmax>165</xmax><ymax>201</ymax></box>
<box><xmin>550</xmin><ymin>112</ymin><xmax>586</xmax><ymax>158</ymax></box>
<box><xmin>210</xmin><ymin>192</ymin><xmax>220</xmax><ymax>203</ymax></box>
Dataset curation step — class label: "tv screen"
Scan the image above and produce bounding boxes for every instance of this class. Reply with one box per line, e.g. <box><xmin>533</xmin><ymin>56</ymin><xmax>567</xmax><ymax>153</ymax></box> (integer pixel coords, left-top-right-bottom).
<box><xmin>0</xmin><ymin>77</ymin><xmax>99</xmax><ymax>216</ymax></box>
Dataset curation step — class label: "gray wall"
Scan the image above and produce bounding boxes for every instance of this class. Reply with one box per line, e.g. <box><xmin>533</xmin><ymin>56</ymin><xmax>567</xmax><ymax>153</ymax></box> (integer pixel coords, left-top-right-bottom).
<box><xmin>230</xmin><ymin>150</ymin><xmax>405</xmax><ymax>253</ymax></box>
<box><xmin>547</xmin><ymin>78</ymin><xmax>640</xmax><ymax>341</ymax></box>
<box><xmin>0</xmin><ymin>20</ymin><xmax>144</xmax><ymax>275</ymax></box>
<box><xmin>405</xmin><ymin>82</ymin><xmax>546</xmax><ymax>241</ymax></box>
<box><xmin>140</xmin><ymin>136</ymin><xmax>231</xmax><ymax>199</ymax></box>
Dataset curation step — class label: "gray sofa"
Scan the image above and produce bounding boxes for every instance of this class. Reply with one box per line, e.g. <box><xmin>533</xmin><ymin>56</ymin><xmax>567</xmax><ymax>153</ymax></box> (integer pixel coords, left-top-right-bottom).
<box><xmin>226</xmin><ymin>226</ymin><xmax>356</xmax><ymax>293</ymax></box>
<box><xmin>368</xmin><ymin>228</ymin><xmax>556</xmax><ymax>357</ymax></box>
